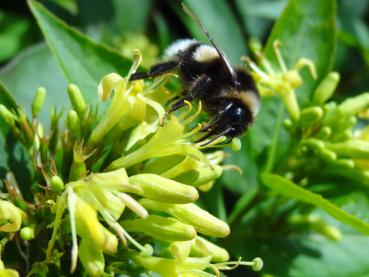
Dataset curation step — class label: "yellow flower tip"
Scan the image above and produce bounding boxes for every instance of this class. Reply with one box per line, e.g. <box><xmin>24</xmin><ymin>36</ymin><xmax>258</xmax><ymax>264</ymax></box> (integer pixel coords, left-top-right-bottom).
<box><xmin>252</xmin><ymin>257</ymin><xmax>263</xmax><ymax>271</ymax></box>
<box><xmin>184</xmin><ymin>100</ymin><xmax>193</xmax><ymax>112</ymax></box>
<box><xmin>98</xmin><ymin>73</ymin><xmax>123</xmax><ymax>101</ymax></box>
<box><xmin>0</xmin><ymin>268</ymin><xmax>20</xmax><ymax>277</ymax></box>
<box><xmin>294</xmin><ymin>57</ymin><xmax>317</xmax><ymax>80</ymax></box>
<box><xmin>222</xmin><ymin>164</ymin><xmax>243</xmax><ymax>175</ymax></box>
<box><xmin>0</xmin><ymin>200</ymin><xmax>22</xmax><ymax>233</ymax></box>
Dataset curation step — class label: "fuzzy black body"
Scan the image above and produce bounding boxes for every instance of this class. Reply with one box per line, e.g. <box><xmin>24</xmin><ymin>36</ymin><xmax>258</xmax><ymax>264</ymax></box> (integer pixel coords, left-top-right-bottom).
<box><xmin>130</xmin><ymin>39</ymin><xmax>260</xmax><ymax>141</ymax></box>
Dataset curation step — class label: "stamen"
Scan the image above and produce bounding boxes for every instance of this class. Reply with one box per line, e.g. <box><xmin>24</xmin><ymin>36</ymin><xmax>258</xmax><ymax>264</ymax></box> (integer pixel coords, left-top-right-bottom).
<box><xmin>273</xmin><ymin>41</ymin><xmax>288</xmax><ymax>73</ymax></box>
<box><xmin>242</xmin><ymin>56</ymin><xmax>270</xmax><ymax>81</ymax></box>
<box><xmin>67</xmin><ymin>188</ymin><xmax>78</xmax><ymax>273</ymax></box>
<box><xmin>222</xmin><ymin>165</ymin><xmax>243</xmax><ymax>175</ymax></box>
<box><xmin>178</xmin><ymin>100</ymin><xmax>193</xmax><ymax>121</ymax></box>
<box><xmin>126</xmin><ymin>49</ymin><xmax>143</xmax><ymax>82</ymax></box>
<box><xmin>182</xmin><ymin>123</ymin><xmax>202</xmax><ymax>139</ymax></box>
<box><xmin>117</xmin><ymin>192</ymin><xmax>148</xmax><ymax>219</ymax></box>
<box><xmin>294</xmin><ymin>58</ymin><xmax>318</xmax><ymax>79</ymax></box>
<box><xmin>183</xmin><ymin>101</ymin><xmax>202</xmax><ymax>125</ymax></box>
<box><xmin>141</xmin><ymin>74</ymin><xmax>177</xmax><ymax>95</ymax></box>
<box><xmin>196</xmin><ymin>136</ymin><xmax>227</xmax><ymax>149</ymax></box>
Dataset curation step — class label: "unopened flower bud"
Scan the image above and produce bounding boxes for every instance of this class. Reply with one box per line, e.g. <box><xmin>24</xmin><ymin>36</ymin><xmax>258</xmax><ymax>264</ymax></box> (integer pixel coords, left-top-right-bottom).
<box><xmin>0</xmin><ymin>104</ymin><xmax>16</xmax><ymax>127</ymax></box>
<box><xmin>67</xmin><ymin>110</ymin><xmax>81</xmax><ymax>137</ymax></box>
<box><xmin>339</xmin><ymin>93</ymin><xmax>369</xmax><ymax>116</ymax></box>
<box><xmin>0</xmin><ymin>200</ymin><xmax>22</xmax><ymax>232</ymax></box>
<box><xmin>32</xmin><ymin>87</ymin><xmax>46</xmax><ymax>118</ymax></box>
<box><xmin>170</xmin><ymin>241</ymin><xmax>192</xmax><ymax>263</ymax></box>
<box><xmin>318</xmin><ymin>148</ymin><xmax>337</xmax><ymax>161</ymax></box>
<box><xmin>68</xmin><ymin>84</ymin><xmax>86</xmax><ymax>117</ymax></box>
<box><xmin>327</xmin><ymin>140</ymin><xmax>369</xmax><ymax>159</ymax></box>
<box><xmin>50</xmin><ymin>175</ymin><xmax>64</xmax><ymax>192</ymax></box>
<box><xmin>191</xmin><ymin>236</ymin><xmax>229</xmax><ymax>262</ymax></box>
<box><xmin>316</xmin><ymin>126</ymin><xmax>332</xmax><ymax>140</ymax></box>
<box><xmin>335</xmin><ymin>159</ymin><xmax>355</xmax><ymax>169</ymax></box>
<box><xmin>301</xmin><ymin>138</ymin><xmax>325</xmax><ymax>151</ymax></box>
<box><xmin>129</xmin><ymin>254</ymin><xmax>178</xmax><ymax>277</ymax></box>
<box><xmin>140</xmin><ymin>199</ymin><xmax>230</xmax><ymax>237</ymax></box>
<box><xmin>231</xmin><ymin>138</ymin><xmax>241</xmax><ymax>151</ymax></box>
<box><xmin>20</xmin><ymin>226</ymin><xmax>35</xmax><ymax>241</ymax></box>
<box><xmin>175</xmin><ymin>165</ymin><xmax>223</xmax><ymax>187</ymax></box>
<box><xmin>313</xmin><ymin>72</ymin><xmax>340</xmax><ymax>104</ymax></box>
<box><xmin>98</xmin><ymin>73</ymin><xmax>122</xmax><ymax>101</ymax></box>
<box><xmin>129</xmin><ymin>174</ymin><xmax>198</xmax><ymax>203</ymax></box>
<box><xmin>0</xmin><ymin>261</ymin><xmax>19</xmax><ymax>277</ymax></box>
<box><xmin>298</xmin><ymin>106</ymin><xmax>323</xmax><ymax>127</ymax></box>
<box><xmin>79</xmin><ymin>240</ymin><xmax>105</xmax><ymax>277</ymax></box>
<box><xmin>121</xmin><ymin>215</ymin><xmax>197</xmax><ymax>241</ymax></box>
<box><xmin>74</xmin><ymin>196</ymin><xmax>118</xmax><ymax>254</ymax></box>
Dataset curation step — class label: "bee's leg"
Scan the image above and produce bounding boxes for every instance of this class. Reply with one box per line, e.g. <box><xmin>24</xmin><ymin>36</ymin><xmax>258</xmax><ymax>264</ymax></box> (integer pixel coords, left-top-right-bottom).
<box><xmin>129</xmin><ymin>61</ymin><xmax>178</xmax><ymax>80</ymax></box>
<box><xmin>200</xmin><ymin>102</ymin><xmax>232</xmax><ymax>131</ymax></box>
<box><xmin>190</xmin><ymin>75</ymin><xmax>213</xmax><ymax>99</ymax></box>
<box><xmin>168</xmin><ymin>94</ymin><xmax>193</xmax><ymax>113</ymax></box>
<box><xmin>197</xmin><ymin>127</ymin><xmax>235</xmax><ymax>146</ymax></box>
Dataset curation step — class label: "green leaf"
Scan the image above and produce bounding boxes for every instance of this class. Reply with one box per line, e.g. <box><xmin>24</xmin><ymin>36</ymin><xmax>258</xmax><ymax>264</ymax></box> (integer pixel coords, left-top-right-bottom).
<box><xmin>264</xmin><ymin>0</ymin><xmax>336</xmax><ymax>101</ymax></box>
<box><xmin>226</xmin><ymin>233</ymin><xmax>369</xmax><ymax>277</ymax></box>
<box><xmin>261</xmin><ymin>173</ymin><xmax>369</xmax><ymax>235</ymax></box>
<box><xmin>200</xmin><ymin>183</ymin><xmax>227</xmax><ymax>221</ymax></box>
<box><xmin>0</xmin><ymin>10</ymin><xmax>38</xmax><ymax>62</ymax></box>
<box><xmin>221</xmin><ymin>133</ymin><xmax>259</xmax><ymax>195</ymax></box>
<box><xmin>109</xmin><ymin>0</ymin><xmax>152</xmax><ymax>33</ymax></box>
<box><xmin>0</xmin><ymin>43</ymin><xmax>67</xmax><ymax>123</ymax></box>
<box><xmin>235</xmin><ymin>0</ymin><xmax>287</xmax><ymax>39</ymax></box>
<box><xmin>0</xmin><ymin>83</ymin><xmax>16</xmax><ymax>169</ymax></box>
<box><xmin>173</xmin><ymin>0</ymin><xmax>247</xmax><ymax>63</ymax></box>
<box><xmin>28</xmin><ymin>0</ymin><xmax>132</xmax><ymax>102</ymax></box>
<box><xmin>0</xmin><ymin>82</ymin><xmax>17</xmax><ymax>111</ymax></box>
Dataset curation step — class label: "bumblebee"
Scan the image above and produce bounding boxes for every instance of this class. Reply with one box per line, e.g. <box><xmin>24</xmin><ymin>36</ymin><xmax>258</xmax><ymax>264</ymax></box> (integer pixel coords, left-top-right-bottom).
<box><xmin>130</xmin><ymin>4</ymin><xmax>260</xmax><ymax>144</ymax></box>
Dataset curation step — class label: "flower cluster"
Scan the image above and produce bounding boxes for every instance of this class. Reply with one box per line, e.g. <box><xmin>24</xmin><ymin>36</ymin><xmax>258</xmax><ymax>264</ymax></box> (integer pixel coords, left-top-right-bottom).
<box><xmin>246</xmin><ymin>40</ymin><xmax>369</xmax><ymax>186</ymax></box>
<box><xmin>244</xmin><ymin>40</ymin><xmax>369</xmax><ymax>240</ymax></box>
<box><xmin>0</xmin><ymin>51</ymin><xmax>262</xmax><ymax>276</ymax></box>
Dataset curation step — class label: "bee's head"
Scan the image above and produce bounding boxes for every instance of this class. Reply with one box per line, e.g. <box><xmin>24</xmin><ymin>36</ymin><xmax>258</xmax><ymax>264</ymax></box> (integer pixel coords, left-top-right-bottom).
<box><xmin>233</xmin><ymin>69</ymin><xmax>258</xmax><ymax>93</ymax></box>
<box><xmin>200</xmin><ymin>99</ymin><xmax>254</xmax><ymax>142</ymax></box>
<box><xmin>220</xmin><ymin>69</ymin><xmax>260</xmax><ymax>118</ymax></box>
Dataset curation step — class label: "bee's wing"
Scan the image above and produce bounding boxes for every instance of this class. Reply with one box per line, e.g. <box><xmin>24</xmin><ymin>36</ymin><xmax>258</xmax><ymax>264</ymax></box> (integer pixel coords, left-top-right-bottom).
<box><xmin>182</xmin><ymin>3</ymin><xmax>237</xmax><ymax>81</ymax></box>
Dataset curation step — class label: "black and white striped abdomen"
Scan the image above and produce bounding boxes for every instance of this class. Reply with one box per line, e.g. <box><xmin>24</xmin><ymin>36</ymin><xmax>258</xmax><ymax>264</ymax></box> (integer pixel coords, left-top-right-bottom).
<box><xmin>164</xmin><ymin>39</ymin><xmax>198</xmax><ymax>59</ymax></box>
<box><xmin>164</xmin><ymin>39</ymin><xmax>220</xmax><ymax>63</ymax></box>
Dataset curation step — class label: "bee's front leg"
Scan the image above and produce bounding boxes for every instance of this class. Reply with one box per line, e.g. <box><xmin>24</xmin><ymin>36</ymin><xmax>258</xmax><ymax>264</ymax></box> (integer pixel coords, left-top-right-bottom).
<box><xmin>129</xmin><ymin>61</ymin><xmax>178</xmax><ymax>80</ymax></box>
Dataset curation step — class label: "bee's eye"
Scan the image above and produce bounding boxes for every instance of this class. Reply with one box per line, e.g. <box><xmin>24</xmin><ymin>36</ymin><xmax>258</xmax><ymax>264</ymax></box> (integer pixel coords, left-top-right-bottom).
<box><xmin>234</xmin><ymin>80</ymin><xmax>241</xmax><ymax>89</ymax></box>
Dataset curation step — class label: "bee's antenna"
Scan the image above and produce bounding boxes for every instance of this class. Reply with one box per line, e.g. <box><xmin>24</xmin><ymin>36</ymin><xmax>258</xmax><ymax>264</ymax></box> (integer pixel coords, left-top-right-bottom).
<box><xmin>182</xmin><ymin>2</ymin><xmax>236</xmax><ymax>80</ymax></box>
